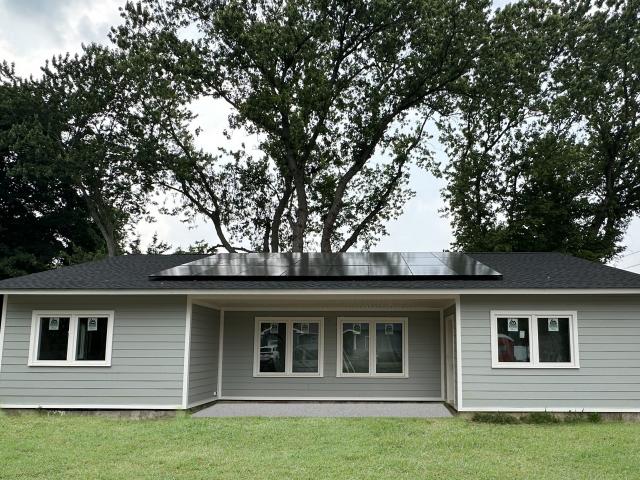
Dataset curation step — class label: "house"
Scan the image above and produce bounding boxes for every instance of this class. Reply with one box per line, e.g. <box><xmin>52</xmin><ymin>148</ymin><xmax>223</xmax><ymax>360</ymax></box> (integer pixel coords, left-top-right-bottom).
<box><xmin>0</xmin><ymin>251</ymin><xmax>639</xmax><ymax>413</ymax></box>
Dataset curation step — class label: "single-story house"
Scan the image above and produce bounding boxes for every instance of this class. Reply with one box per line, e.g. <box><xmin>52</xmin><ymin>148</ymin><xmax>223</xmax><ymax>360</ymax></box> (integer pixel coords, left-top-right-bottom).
<box><xmin>0</xmin><ymin>251</ymin><xmax>639</xmax><ymax>413</ymax></box>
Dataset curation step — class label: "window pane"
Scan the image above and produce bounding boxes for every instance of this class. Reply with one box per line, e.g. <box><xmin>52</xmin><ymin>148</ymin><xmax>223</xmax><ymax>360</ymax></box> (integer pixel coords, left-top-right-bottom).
<box><xmin>497</xmin><ymin>317</ymin><xmax>530</xmax><ymax>363</ymax></box>
<box><xmin>537</xmin><ymin>317</ymin><xmax>571</xmax><ymax>363</ymax></box>
<box><xmin>259</xmin><ymin>322</ymin><xmax>286</xmax><ymax>372</ymax></box>
<box><xmin>292</xmin><ymin>322</ymin><xmax>319</xmax><ymax>373</ymax></box>
<box><xmin>38</xmin><ymin>317</ymin><xmax>70</xmax><ymax>360</ymax></box>
<box><xmin>376</xmin><ymin>323</ymin><xmax>403</xmax><ymax>373</ymax></box>
<box><xmin>76</xmin><ymin>317</ymin><xmax>109</xmax><ymax>361</ymax></box>
<box><xmin>342</xmin><ymin>322</ymin><xmax>369</xmax><ymax>373</ymax></box>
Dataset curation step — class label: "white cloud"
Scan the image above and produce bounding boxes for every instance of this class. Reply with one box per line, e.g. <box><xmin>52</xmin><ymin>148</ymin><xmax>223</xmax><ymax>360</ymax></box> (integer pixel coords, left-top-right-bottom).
<box><xmin>0</xmin><ymin>0</ymin><xmax>123</xmax><ymax>77</ymax></box>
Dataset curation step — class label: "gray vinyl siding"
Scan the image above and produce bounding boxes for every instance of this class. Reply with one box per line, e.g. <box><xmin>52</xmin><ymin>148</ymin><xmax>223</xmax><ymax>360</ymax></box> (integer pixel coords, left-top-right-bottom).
<box><xmin>188</xmin><ymin>304</ymin><xmax>219</xmax><ymax>405</ymax></box>
<box><xmin>460</xmin><ymin>294</ymin><xmax>640</xmax><ymax>410</ymax></box>
<box><xmin>221</xmin><ymin>310</ymin><xmax>441</xmax><ymax>399</ymax></box>
<box><xmin>0</xmin><ymin>295</ymin><xmax>187</xmax><ymax>408</ymax></box>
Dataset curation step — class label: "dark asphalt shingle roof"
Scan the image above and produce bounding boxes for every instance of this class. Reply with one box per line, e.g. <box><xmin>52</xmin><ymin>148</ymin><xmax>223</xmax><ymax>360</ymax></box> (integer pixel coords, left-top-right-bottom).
<box><xmin>1</xmin><ymin>252</ymin><xmax>640</xmax><ymax>291</ymax></box>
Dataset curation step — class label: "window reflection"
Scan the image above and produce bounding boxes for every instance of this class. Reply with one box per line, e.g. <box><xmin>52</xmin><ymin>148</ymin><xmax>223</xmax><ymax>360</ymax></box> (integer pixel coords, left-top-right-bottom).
<box><xmin>497</xmin><ymin>317</ymin><xmax>530</xmax><ymax>363</ymax></box>
<box><xmin>538</xmin><ymin>317</ymin><xmax>571</xmax><ymax>363</ymax></box>
<box><xmin>259</xmin><ymin>322</ymin><xmax>286</xmax><ymax>372</ymax></box>
<box><xmin>376</xmin><ymin>323</ymin><xmax>403</xmax><ymax>373</ymax></box>
<box><xmin>342</xmin><ymin>323</ymin><xmax>370</xmax><ymax>374</ymax></box>
<box><xmin>292</xmin><ymin>322</ymin><xmax>319</xmax><ymax>373</ymax></box>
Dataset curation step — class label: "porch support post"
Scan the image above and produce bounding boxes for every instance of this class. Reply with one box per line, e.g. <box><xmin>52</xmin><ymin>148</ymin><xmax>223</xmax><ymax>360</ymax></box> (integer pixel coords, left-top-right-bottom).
<box><xmin>182</xmin><ymin>295</ymin><xmax>193</xmax><ymax>409</ymax></box>
<box><xmin>0</xmin><ymin>294</ymin><xmax>7</xmax><ymax>373</ymax></box>
<box><xmin>217</xmin><ymin>309</ymin><xmax>224</xmax><ymax>399</ymax></box>
<box><xmin>439</xmin><ymin>308</ymin><xmax>445</xmax><ymax>401</ymax></box>
<box><xmin>455</xmin><ymin>294</ymin><xmax>462</xmax><ymax>410</ymax></box>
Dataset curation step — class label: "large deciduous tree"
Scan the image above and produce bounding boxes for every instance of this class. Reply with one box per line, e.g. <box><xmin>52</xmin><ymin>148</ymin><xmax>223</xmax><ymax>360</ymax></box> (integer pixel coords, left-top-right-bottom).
<box><xmin>114</xmin><ymin>0</ymin><xmax>490</xmax><ymax>252</ymax></box>
<box><xmin>0</xmin><ymin>63</ymin><xmax>105</xmax><ymax>278</ymax></box>
<box><xmin>3</xmin><ymin>45</ymin><xmax>162</xmax><ymax>258</ymax></box>
<box><xmin>442</xmin><ymin>0</ymin><xmax>640</xmax><ymax>262</ymax></box>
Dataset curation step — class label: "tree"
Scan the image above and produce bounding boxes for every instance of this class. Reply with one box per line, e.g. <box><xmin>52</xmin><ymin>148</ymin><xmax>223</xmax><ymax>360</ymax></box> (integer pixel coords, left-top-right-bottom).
<box><xmin>26</xmin><ymin>44</ymin><xmax>160</xmax><ymax>256</ymax></box>
<box><xmin>442</xmin><ymin>0</ymin><xmax>640</xmax><ymax>262</ymax></box>
<box><xmin>0</xmin><ymin>62</ymin><xmax>105</xmax><ymax>279</ymax></box>
<box><xmin>551</xmin><ymin>0</ymin><xmax>640</xmax><ymax>260</ymax></box>
<box><xmin>113</xmin><ymin>0</ymin><xmax>490</xmax><ymax>252</ymax></box>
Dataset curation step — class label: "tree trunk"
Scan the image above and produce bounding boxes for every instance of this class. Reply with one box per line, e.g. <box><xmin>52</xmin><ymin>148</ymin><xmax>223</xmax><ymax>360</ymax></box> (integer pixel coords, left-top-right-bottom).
<box><xmin>84</xmin><ymin>194</ymin><xmax>118</xmax><ymax>257</ymax></box>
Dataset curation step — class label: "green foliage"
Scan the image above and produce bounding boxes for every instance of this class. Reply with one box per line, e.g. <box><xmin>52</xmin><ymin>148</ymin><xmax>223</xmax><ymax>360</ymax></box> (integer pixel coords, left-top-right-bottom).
<box><xmin>520</xmin><ymin>412</ymin><xmax>561</xmax><ymax>424</ymax></box>
<box><xmin>442</xmin><ymin>0</ymin><xmax>640</xmax><ymax>262</ymax></box>
<box><xmin>1</xmin><ymin>416</ymin><xmax>638</xmax><ymax>479</ymax></box>
<box><xmin>472</xmin><ymin>411</ymin><xmax>602</xmax><ymax>425</ymax></box>
<box><xmin>113</xmin><ymin>0</ymin><xmax>491</xmax><ymax>252</ymax></box>
<box><xmin>0</xmin><ymin>63</ymin><xmax>106</xmax><ymax>278</ymax></box>
<box><xmin>471</xmin><ymin>412</ymin><xmax>521</xmax><ymax>424</ymax></box>
<box><xmin>563</xmin><ymin>412</ymin><xmax>602</xmax><ymax>424</ymax></box>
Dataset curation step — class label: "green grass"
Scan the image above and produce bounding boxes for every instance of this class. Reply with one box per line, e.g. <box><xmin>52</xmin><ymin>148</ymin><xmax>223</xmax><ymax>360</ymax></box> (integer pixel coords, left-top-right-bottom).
<box><xmin>1</xmin><ymin>414</ymin><xmax>639</xmax><ymax>479</ymax></box>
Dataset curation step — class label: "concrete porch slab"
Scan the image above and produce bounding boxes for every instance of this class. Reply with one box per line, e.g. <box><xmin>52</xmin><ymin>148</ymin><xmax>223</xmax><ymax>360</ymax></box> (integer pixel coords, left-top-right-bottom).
<box><xmin>192</xmin><ymin>402</ymin><xmax>453</xmax><ymax>418</ymax></box>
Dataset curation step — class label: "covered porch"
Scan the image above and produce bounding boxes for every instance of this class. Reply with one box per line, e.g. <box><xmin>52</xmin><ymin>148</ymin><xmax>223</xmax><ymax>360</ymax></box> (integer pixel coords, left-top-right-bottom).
<box><xmin>185</xmin><ymin>292</ymin><xmax>459</xmax><ymax>411</ymax></box>
<box><xmin>192</xmin><ymin>401</ymin><xmax>453</xmax><ymax>417</ymax></box>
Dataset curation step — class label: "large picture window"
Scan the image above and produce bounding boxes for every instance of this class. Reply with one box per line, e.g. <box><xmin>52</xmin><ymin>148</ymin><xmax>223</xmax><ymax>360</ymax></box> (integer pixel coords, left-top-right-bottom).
<box><xmin>254</xmin><ymin>317</ymin><xmax>324</xmax><ymax>377</ymax></box>
<box><xmin>490</xmin><ymin>311</ymin><xmax>579</xmax><ymax>368</ymax></box>
<box><xmin>29</xmin><ymin>311</ymin><xmax>114</xmax><ymax>367</ymax></box>
<box><xmin>337</xmin><ymin>317</ymin><xmax>408</xmax><ymax>377</ymax></box>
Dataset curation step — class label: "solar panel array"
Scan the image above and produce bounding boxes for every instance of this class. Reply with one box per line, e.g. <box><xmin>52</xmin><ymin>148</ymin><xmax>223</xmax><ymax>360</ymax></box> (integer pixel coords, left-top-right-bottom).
<box><xmin>150</xmin><ymin>252</ymin><xmax>502</xmax><ymax>280</ymax></box>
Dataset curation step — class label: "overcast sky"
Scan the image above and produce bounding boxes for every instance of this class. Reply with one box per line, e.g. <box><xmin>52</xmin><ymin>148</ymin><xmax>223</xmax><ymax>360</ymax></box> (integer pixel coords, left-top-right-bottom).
<box><xmin>2</xmin><ymin>0</ymin><xmax>638</xmax><ymax>271</ymax></box>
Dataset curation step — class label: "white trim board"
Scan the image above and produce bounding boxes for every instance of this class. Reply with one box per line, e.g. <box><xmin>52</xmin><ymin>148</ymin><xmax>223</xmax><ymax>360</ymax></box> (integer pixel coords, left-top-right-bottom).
<box><xmin>439</xmin><ymin>309</ymin><xmax>445</xmax><ymax>402</ymax></box>
<box><xmin>28</xmin><ymin>310</ymin><xmax>115</xmax><ymax>367</ymax></box>
<box><xmin>455</xmin><ymin>295</ymin><xmax>462</xmax><ymax>411</ymax></box>
<box><xmin>458</xmin><ymin>406</ymin><xmax>640</xmax><ymax>413</ymax></box>
<box><xmin>187</xmin><ymin>397</ymin><xmax>217</xmax><ymax>409</ymax></box>
<box><xmin>489</xmin><ymin>310</ymin><xmax>580</xmax><ymax>369</ymax></box>
<box><xmin>217</xmin><ymin>309</ymin><xmax>224</xmax><ymax>399</ymax></box>
<box><xmin>3</xmin><ymin>288</ymin><xmax>640</xmax><ymax>295</ymax></box>
<box><xmin>0</xmin><ymin>294</ymin><xmax>7</xmax><ymax>373</ymax></box>
<box><xmin>223</xmin><ymin>306</ymin><xmax>443</xmax><ymax>312</ymax></box>
<box><xmin>181</xmin><ymin>296</ymin><xmax>193</xmax><ymax>409</ymax></box>
<box><xmin>253</xmin><ymin>316</ymin><xmax>325</xmax><ymax>377</ymax></box>
<box><xmin>336</xmin><ymin>316</ymin><xmax>409</xmax><ymax>378</ymax></box>
<box><xmin>0</xmin><ymin>403</ymin><xmax>182</xmax><ymax>410</ymax></box>
<box><xmin>219</xmin><ymin>396</ymin><xmax>444</xmax><ymax>402</ymax></box>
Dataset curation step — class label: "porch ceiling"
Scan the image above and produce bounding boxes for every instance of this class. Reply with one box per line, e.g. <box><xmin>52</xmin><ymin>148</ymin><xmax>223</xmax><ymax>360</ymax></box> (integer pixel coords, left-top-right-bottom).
<box><xmin>191</xmin><ymin>293</ymin><xmax>456</xmax><ymax>310</ymax></box>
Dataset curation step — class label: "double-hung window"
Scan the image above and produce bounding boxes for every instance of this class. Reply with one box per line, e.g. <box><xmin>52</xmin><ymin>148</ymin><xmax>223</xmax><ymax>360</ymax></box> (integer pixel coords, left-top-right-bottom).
<box><xmin>490</xmin><ymin>311</ymin><xmax>579</xmax><ymax>368</ymax></box>
<box><xmin>29</xmin><ymin>311</ymin><xmax>114</xmax><ymax>366</ymax></box>
<box><xmin>337</xmin><ymin>317</ymin><xmax>408</xmax><ymax>378</ymax></box>
<box><xmin>254</xmin><ymin>317</ymin><xmax>324</xmax><ymax>377</ymax></box>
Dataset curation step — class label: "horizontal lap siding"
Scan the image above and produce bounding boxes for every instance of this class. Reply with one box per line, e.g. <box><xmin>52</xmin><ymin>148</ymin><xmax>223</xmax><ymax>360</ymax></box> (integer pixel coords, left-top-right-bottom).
<box><xmin>460</xmin><ymin>294</ymin><xmax>640</xmax><ymax>411</ymax></box>
<box><xmin>188</xmin><ymin>304</ymin><xmax>219</xmax><ymax>405</ymax></box>
<box><xmin>221</xmin><ymin>310</ymin><xmax>441</xmax><ymax>399</ymax></box>
<box><xmin>0</xmin><ymin>295</ymin><xmax>187</xmax><ymax>408</ymax></box>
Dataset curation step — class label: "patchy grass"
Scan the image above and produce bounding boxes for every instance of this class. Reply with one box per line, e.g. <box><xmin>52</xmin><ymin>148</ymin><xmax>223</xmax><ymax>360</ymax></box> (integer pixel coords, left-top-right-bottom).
<box><xmin>1</xmin><ymin>414</ymin><xmax>639</xmax><ymax>479</ymax></box>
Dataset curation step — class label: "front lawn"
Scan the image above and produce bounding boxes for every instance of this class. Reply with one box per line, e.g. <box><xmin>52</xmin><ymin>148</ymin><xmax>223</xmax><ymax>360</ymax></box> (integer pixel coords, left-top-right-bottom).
<box><xmin>1</xmin><ymin>414</ymin><xmax>638</xmax><ymax>479</ymax></box>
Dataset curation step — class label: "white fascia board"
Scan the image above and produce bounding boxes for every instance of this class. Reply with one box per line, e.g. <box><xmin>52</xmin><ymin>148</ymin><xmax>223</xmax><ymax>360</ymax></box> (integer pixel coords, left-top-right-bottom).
<box><xmin>1</xmin><ymin>288</ymin><xmax>640</xmax><ymax>295</ymax></box>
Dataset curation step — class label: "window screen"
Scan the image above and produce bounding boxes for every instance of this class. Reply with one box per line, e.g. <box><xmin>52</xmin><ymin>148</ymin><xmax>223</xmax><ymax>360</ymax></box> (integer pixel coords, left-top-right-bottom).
<box><xmin>292</xmin><ymin>322</ymin><xmax>320</xmax><ymax>373</ymax></box>
<box><xmin>342</xmin><ymin>322</ymin><xmax>370</xmax><ymax>374</ymax></box>
<box><xmin>37</xmin><ymin>317</ymin><xmax>70</xmax><ymax>360</ymax></box>
<box><xmin>259</xmin><ymin>322</ymin><xmax>287</xmax><ymax>373</ymax></box>
<box><xmin>537</xmin><ymin>317</ymin><xmax>571</xmax><ymax>363</ymax></box>
<box><xmin>375</xmin><ymin>322</ymin><xmax>403</xmax><ymax>373</ymax></box>
<box><xmin>496</xmin><ymin>317</ymin><xmax>530</xmax><ymax>363</ymax></box>
<box><xmin>76</xmin><ymin>317</ymin><xmax>109</xmax><ymax>361</ymax></box>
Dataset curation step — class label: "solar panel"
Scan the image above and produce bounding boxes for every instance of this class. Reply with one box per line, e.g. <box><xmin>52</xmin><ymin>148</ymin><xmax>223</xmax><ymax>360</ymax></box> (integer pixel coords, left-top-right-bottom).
<box><xmin>149</xmin><ymin>252</ymin><xmax>502</xmax><ymax>280</ymax></box>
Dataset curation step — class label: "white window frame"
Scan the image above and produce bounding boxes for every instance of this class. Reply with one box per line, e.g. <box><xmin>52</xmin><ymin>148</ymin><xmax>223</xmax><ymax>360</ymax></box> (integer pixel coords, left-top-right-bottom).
<box><xmin>253</xmin><ymin>317</ymin><xmax>324</xmax><ymax>377</ymax></box>
<box><xmin>28</xmin><ymin>310</ymin><xmax>115</xmax><ymax>367</ymax></box>
<box><xmin>490</xmin><ymin>310</ymin><xmax>579</xmax><ymax>369</ymax></box>
<box><xmin>336</xmin><ymin>317</ymin><xmax>409</xmax><ymax>378</ymax></box>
